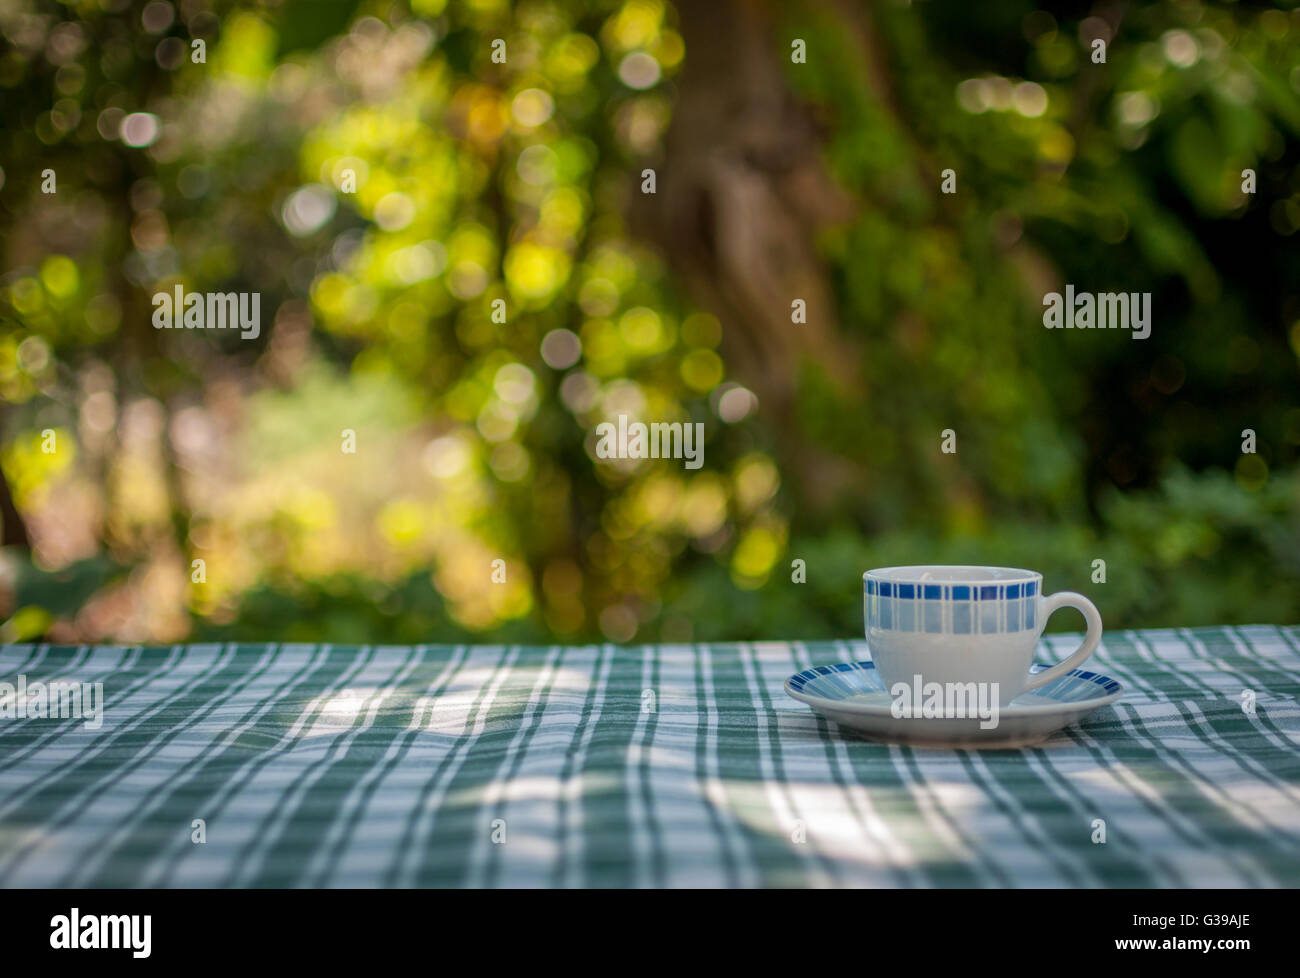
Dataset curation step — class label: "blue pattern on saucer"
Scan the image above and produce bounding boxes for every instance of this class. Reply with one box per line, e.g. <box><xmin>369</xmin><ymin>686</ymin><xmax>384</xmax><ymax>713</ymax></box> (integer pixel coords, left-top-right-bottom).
<box><xmin>786</xmin><ymin>660</ymin><xmax>1121</xmax><ymax>704</ymax></box>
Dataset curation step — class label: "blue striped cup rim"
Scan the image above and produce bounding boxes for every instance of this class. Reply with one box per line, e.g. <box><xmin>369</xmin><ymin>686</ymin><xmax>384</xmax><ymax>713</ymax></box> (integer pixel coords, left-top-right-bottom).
<box><xmin>863</xmin><ymin>566</ymin><xmax>1041</xmax><ymax>585</ymax></box>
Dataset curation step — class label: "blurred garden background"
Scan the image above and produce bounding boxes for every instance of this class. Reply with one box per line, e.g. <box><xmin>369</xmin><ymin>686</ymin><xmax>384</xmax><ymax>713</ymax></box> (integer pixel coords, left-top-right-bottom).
<box><xmin>1</xmin><ymin>0</ymin><xmax>1298</xmax><ymax>646</ymax></box>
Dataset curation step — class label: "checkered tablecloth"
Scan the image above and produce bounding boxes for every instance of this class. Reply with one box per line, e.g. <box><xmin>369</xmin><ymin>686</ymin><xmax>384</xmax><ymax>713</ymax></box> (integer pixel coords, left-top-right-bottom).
<box><xmin>1</xmin><ymin>627</ymin><xmax>1298</xmax><ymax>887</ymax></box>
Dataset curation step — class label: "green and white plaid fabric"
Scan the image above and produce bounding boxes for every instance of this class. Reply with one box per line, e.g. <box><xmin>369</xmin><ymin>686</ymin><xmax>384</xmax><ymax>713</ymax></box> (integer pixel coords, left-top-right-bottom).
<box><xmin>1</xmin><ymin>627</ymin><xmax>1298</xmax><ymax>887</ymax></box>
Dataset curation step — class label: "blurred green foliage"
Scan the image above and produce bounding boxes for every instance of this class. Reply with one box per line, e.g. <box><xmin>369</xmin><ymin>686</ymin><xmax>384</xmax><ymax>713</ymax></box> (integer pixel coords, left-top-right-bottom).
<box><xmin>1</xmin><ymin>0</ymin><xmax>1298</xmax><ymax>645</ymax></box>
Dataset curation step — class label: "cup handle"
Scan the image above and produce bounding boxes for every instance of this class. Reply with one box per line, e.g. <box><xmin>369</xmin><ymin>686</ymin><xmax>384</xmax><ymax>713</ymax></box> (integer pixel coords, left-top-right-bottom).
<box><xmin>1022</xmin><ymin>591</ymin><xmax>1103</xmax><ymax>693</ymax></box>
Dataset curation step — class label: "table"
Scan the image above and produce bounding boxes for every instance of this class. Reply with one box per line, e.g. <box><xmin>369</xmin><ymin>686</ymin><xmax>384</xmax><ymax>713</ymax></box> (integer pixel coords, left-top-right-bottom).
<box><xmin>1</xmin><ymin>627</ymin><xmax>1298</xmax><ymax>887</ymax></box>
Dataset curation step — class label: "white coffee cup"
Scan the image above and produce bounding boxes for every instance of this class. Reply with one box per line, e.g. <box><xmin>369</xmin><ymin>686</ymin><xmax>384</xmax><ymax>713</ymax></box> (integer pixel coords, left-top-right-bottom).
<box><xmin>864</xmin><ymin>565</ymin><xmax>1102</xmax><ymax>707</ymax></box>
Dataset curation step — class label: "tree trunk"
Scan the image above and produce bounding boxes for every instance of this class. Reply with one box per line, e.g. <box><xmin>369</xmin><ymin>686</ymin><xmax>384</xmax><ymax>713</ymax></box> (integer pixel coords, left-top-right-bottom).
<box><xmin>633</xmin><ymin>0</ymin><xmax>868</xmax><ymax>509</ymax></box>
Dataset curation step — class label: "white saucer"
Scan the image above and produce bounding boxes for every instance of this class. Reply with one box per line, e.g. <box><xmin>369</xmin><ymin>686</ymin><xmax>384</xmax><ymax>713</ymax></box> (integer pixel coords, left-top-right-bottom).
<box><xmin>784</xmin><ymin>660</ymin><xmax>1123</xmax><ymax>749</ymax></box>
